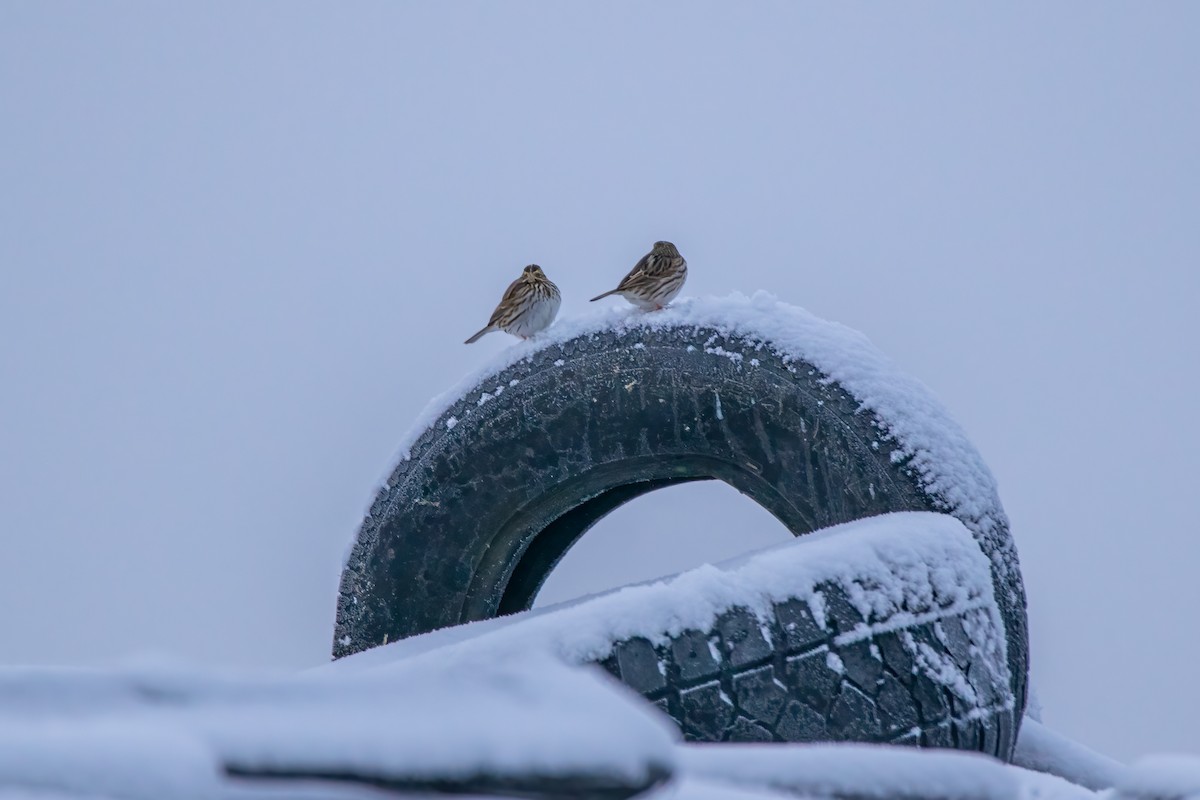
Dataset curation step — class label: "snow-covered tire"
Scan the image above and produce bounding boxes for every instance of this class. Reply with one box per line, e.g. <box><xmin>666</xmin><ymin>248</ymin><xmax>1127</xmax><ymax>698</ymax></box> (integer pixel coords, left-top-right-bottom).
<box><xmin>335</xmin><ymin>303</ymin><xmax>1029</xmax><ymax>756</ymax></box>
<box><xmin>595</xmin><ymin>579</ymin><xmax>1014</xmax><ymax>753</ymax></box>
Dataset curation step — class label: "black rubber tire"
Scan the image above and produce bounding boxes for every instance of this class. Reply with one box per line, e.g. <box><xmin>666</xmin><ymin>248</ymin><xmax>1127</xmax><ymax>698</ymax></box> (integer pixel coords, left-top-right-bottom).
<box><xmin>334</xmin><ymin>324</ymin><xmax>1029</xmax><ymax>757</ymax></box>
<box><xmin>594</xmin><ymin>571</ymin><xmax>1014</xmax><ymax>753</ymax></box>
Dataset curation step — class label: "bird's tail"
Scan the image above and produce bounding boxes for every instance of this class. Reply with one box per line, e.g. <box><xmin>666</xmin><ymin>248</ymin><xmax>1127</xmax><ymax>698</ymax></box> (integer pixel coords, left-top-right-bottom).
<box><xmin>464</xmin><ymin>326</ymin><xmax>493</xmax><ymax>344</ymax></box>
<box><xmin>589</xmin><ymin>289</ymin><xmax>620</xmax><ymax>302</ymax></box>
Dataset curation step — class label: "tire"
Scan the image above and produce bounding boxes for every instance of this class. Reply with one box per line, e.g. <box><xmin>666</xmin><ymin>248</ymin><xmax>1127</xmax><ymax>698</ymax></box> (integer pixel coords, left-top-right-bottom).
<box><xmin>594</xmin><ymin>571</ymin><xmax>1014</xmax><ymax>753</ymax></box>
<box><xmin>334</xmin><ymin>318</ymin><xmax>1029</xmax><ymax>757</ymax></box>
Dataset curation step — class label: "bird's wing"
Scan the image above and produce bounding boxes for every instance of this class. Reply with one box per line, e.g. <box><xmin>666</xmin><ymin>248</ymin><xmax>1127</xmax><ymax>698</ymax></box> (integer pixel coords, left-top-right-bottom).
<box><xmin>614</xmin><ymin>252</ymin><xmax>655</xmax><ymax>291</ymax></box>
<box><xmin>486</xmin><ymin>276</ymin><xmax>525</xmax><ymax>325</ymax></box>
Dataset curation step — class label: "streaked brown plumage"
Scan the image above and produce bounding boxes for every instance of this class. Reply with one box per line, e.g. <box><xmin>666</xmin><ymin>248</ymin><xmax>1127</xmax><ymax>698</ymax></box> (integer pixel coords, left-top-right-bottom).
<box><xmin>590</xmin><ymin>240</ymin><xmax>687</xmax><ymax>310</ymax></box>
<box><xmin>465</xmin><ymin>264</ymin><xmax>562</xmax><ymax>344</ymax></box>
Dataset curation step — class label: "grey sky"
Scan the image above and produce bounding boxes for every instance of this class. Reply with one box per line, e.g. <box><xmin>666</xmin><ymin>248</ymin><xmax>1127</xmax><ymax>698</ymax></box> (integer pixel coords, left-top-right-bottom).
<box><xmin>2</xmin><ymin>3</ymin><xmax>1197</xmax><ymax>761</ymax></box>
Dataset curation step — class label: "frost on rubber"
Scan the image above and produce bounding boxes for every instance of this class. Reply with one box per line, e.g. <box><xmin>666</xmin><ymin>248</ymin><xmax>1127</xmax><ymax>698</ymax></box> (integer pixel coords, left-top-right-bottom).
<box><xmin>596</xmin><ymin>589</ymin><xmax>1013</xmax><ymax>756</ymax></box>
<box><xmin>335</xmin><ymin>319</ymin><xmax>1029</xmax><ymax>758</ymax></box>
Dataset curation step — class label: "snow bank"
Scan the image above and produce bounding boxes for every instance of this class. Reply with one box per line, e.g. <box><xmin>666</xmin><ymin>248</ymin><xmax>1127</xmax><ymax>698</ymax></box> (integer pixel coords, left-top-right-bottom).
<box><xmin>1014</xmin><ymin>718</ymin><xmax>1126</xmax><ymax>790</ymax></box>
<box><xmin>195</xmin><ymin>653</ymin><xmax>677</xmax><ymax>786</ymax></box>
<box><xmin>365</xmin><ymin>291</ymin><xmax>1017</xmax><ymax>616</ymax></box>
<box><xmin>0</xmin><ymin>719</ymin><xmax>218</xmax><ymax>800</ymax></box>
<box><xmin>1014</xmin><ymin>766</ymin><xmax>1101</xmax><ymax>800</ymax></box>
<box><xmin>1112</xmin><ymin>755</ymin><xmax>1200</xmax><ymax>800</ymax></box>
<box><xmin>0</xmin><ymin>654</ymin><xmax>676</xmax><ymax>795</ymax></box>
<box><xmin>332</xmin><ymin>512</ymin><xmax>1007</xmax><ymax>689</ymax></box>
<box><xmin>0</xmin><ymin>652</ymin><xmax>1154</xmax><ymax>800</ymax></box>
<box><xmin>680</xmin><ymin>743</ymin><xmax>1016</xmax><ymax>800</ymax></box>
<box><xmin>661</xmin><ymin>776</ymin><xmax>799</xmax><ymax>800</ymax></box>
<box><xmin>678</xmin><ymin>742</ymin><xmax>1095</xmax><ymax>800</ymax></box>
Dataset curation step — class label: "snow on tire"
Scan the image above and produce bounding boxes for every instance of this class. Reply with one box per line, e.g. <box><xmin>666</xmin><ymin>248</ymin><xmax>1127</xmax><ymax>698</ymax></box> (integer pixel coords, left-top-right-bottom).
<box><xmin>594</xmin><ymin>538</ymin><xmax>1012</xmax><ymax>752</ymax></box>
<box><xmin>334</xmin><ymin>295</ymin><xmax>1029</xmax><ymax>758</ymax></box>
<box><xmin>340</xmin><ymin>513</ymin><xmax>1016</xmax><ymax>758</ymax></box>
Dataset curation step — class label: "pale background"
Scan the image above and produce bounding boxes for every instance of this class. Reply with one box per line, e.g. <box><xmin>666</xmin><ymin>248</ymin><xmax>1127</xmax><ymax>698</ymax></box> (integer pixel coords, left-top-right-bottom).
<box><xmin>2</xmin><ymin>3</ymin><xmax>1197</xmax><ymax>760</ymax></box>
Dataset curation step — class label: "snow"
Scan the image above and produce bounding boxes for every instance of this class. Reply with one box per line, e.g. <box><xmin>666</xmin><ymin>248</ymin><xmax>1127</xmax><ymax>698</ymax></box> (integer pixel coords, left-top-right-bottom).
<box><xmin>1014</xmin><ymin>718</ymin><xmax>1126</xmax><ymax>790</ymax></box>
<box><xmin>913</xmin><ymin>628</ymin><xmax>979</xmax><ymax>709</ymax></box>
<box><xmin>1013</xmin><ymin>766</ymin><xmax>1100</xmax><ymax>800</ymax></box>
<box><xmin>1113</xmin><ymin>755</ymin><xmax>1200</xmax><ymax>800</ymax></box>
<box><xmin>680</xmin><ymin>743</ymin><xmax>1098</xmax><ymax>800</ymax></box>
<box><xmin>0</xmin><ymin>680</ymin><xmax>1142</xmax><ymax>800</ymax></box>
<box><xmin>192</xmin><ymin>658</ymin><xmax>675</xmax><ymax>785</ymax></box>
<box><xmin>0</xmin><ymin>654</ymin><xmax>677</xmax><ymax>797</ymax></box>
<box><xmin>2</xmin><ymin>601</ymin><xmax>1147</xmax><ymax>800</ymax></box>
<box><xmin>681</xmin><ymin>743</ymin><xmax>1018</xmax><ymax>800</ymax></box>
<box><xmin>330</xmin><ymin>512</ymin><xmax>1007</xmax><ymax>691</ymax></box>
<box><xmin>660</xmin><ymin>777</ymin><xmax>799</xmax><ymax>800</ymax></box>
<box><xmin>0</xmin><ymin>719</ymin><xmax>218</xmax><ymax>800</ymax></box>
<box><xmin>363</xmin><ymin>292</ymin><xmax>1016</xmax><ymax>616</ymax></box>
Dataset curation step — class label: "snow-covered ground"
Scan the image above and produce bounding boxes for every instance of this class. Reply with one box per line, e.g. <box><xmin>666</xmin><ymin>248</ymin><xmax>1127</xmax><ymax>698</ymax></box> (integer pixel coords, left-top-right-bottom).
<box><xmin>0</xmin><ymin>649</ymin><xmax>1127</xmax><ymax>800</ymax></box>
<box><xmin>0</xmin><ymin>656</ymin><xmax>1144</xmax><ymax>800</ymax></box>
<box><xmin>0</xmin><ymin>512</ymin><xmax>1181</xmax><ymax>800</ymax></box>
<box><xmin>0</xmin><ymin>653</ymin><xmax>675</xmax><ymax>800</ymax></box>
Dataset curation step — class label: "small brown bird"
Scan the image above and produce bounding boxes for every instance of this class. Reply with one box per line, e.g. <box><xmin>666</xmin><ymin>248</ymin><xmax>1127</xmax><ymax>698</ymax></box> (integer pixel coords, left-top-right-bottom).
<box><xmin>590</xmin><ymin>240</ymin><xmax>687</xmax><ymax>310</ymax></box>
<box><xmin>465</xmin><ymin>264</ymin><xmax>562</xmax><ymax>344</ymax></box>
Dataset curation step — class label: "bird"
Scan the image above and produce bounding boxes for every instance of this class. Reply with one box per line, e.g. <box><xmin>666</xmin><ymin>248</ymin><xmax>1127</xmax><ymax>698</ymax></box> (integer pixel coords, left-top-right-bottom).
<box><xmin>589</xmin><ymin>240</ymin><xmax>687</xmax><ymax>310</ymax></box>
<box><xmin>464</xmin><ymin>264</ymin><xmax>562</xmax><ymax>344</ymax></box>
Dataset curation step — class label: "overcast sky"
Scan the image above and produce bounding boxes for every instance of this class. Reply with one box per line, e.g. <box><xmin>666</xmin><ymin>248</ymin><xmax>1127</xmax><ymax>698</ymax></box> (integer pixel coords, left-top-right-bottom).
<box><xmin>2</xmin><ymin>3</ymin><xmax>1197</xmax><ymax>761</ymax></box>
